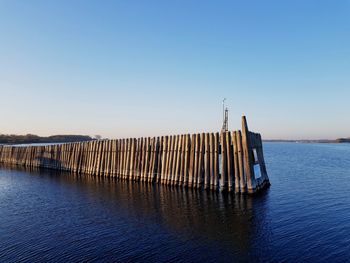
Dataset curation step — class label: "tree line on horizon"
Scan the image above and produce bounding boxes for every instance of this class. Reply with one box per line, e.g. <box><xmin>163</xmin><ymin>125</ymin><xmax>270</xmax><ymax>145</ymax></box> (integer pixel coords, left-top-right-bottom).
<box><xmin>0</xmin><ymin>134</ymin><xmax>94</xmax><ymax>145</ymax></box>
<box><xmin>264</xmin><ymin>138</ymin><xmax>350</xmax><ymax>143</ymax></box>
<box><xmin>336</xmin><ymin>138</ymin><xmax>350</xmax><ymax>143</ymax></box>
<box><xmin>1</xmin><ymin>133</ymin><xmax>349</xmax><ymax>145</ymax></box>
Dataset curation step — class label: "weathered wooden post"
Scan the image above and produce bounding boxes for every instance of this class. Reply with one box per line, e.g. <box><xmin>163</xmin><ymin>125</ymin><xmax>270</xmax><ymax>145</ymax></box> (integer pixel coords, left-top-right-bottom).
<box><xmin>204</xmin><ymin>133</ymin><xmax>210</xmax><ymax>190</ymax></box>
<box><xmin>220</xmin><ymin>131</ymin><xmax>228</xmax><ymax>191</ymax></box>
<box><xmin>188</xmin><ymin>134</ymin><xmax>195</xmax><ymax>188</ymax></box>
<box><xmin>242</xmin><ymin>116</ymin><xmax>257</xmax><ymax>194</ymax></box>
<box><xmin>193</xmin><ymin>134</ymin><xmax>200</xmax><ymax>188</ymax></box>
<box><xmin>197</xmin><ymin>133</ymin><xmax>205</xmax><ymax>189</ymax></box>
<box><xmin>183</xmin><ymin>134</ymin><xmax>190</xmax><ymax>187</ymax></box>
<box><xmin>226</xmin><ymin>131</ymin><xmax>234</xmax><ymax>192</ymax></box>
<box><xmin>213</xmin><ymin>132</ymin><xmax>220</xmax><ymax>191</ymax></box>
<box><xmin>209</xmin><ymin>133</ymin><xmax>215</xmax><ymax>190</ymax></box>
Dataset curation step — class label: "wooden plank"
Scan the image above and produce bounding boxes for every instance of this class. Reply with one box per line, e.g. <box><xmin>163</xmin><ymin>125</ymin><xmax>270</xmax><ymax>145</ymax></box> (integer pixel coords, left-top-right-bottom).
<box><xmin>133</xmin><ymin>138</ymin><xmax>139</xmax><ymax>181</ymax></box>
<box><xmin>97</xmin><ymin>141</ymin><xmax>102</xmax><ymax>175</ymax></box>
<box><xmin>101</xmin><ymin>140</ymin><xmax>107</xmax><ymax>176</ymax></box>
<box><xmin>175</xmin><ymin>135</ymin><xmax>181</xmax><ymax>185</ymax></box>
<box><xmin>143</xmin><ymin>137</ymin><xmax>149</xmax><ymax>181</ymax></box>
<box><xmin>107</xmin><ymin>140</ymin><xmax>112</xmax><ymax>176</ymax></box>
<box><xmin>126</xmin><ymin>138</ymin><xmax>131</xmax><ymax>180</ymax></box>
<box><xmin>151</xmin><ymin>137</ymin><xmax>160</xmax><ymax>183</ymax></box>
<box><xmin>87</xmin><ymin>141</ymin><xmax>93</xmax><ymax>174</ymax></box>
<box><xmin>123</xmin><ymin>139</ymin><xmax>128</xmax><ymax>180</ymax></box>
<box><xmin>136</xmin><ymin>138</ymin><xmax>141</xmax><ymax>181</ymax></box>
<box><xmin>178</xmin><ymin>135</ymin><xmax>185</xmax><ymax>186</ymax></box>
<box><xmin>193</xmin><ymin>134</ymin><xmax>199</xmax><ymax>188</ymax></box>
<box><xmin>137</xmin><ymin>138</ymin><xmax>142</xmax><ymax>181</ymax></box>
<box><xmin>183</xmin><ymin>134</ymin><xmax>191</xmax><ymax>187</ymax></box>
<box><xmin>129</xmin><ymin>138</ymin><xmax>135</xmax><ymax>180</ymax></box>
<box><xmin>108</xmin><ymin>140</ymin><xmax>113</xmax><ymax>177</ymax></box>
<box><xmin>232</xmin><ymin>131</ymin><xmax>240</xmax><ymax>193</ymax></box>
<box><xmin>125</xmin><ymin>138</ymin><xmax>131</xmax><ymax>180</ymax></box>
<box><xmin>139</xmin><ymin>138</ymin><xmax>146</xmax><ymax>181</ymax></box>
<box><xmin>98</xmin><ymin>140</ymin><xmax>104</xmax><ymax>176</ymax></box>
<box><xmin>220</xmin><ymin>132</ymin><xmax>228</xmax><ymax>191</ymax></box>
<box><xmin>90</xmin><ymin>141</ymin><xmax>96</xmax><ymax>175</ymax></box>
<box><xmin>96</xmin><ymin>141</ymin><xmax>102</xmax><ymax>176</ymax></box>
<box><xmin>161</xmin><ymin>136</ymin><xmax>168</xmax><ymax>184</ymax></box>
<box><xmin>123</xmin><ymin>139</ymin><xmax>128</xmax><ymax>179</ymax></box>
<box><xmin>76</xmin><ymin>142</ymin><xmax>83</xmax><ymax>174</ymax></box>
<box><xmin>119</xmin><ymin>139</ymin><xmax>124</xmax><ymax>179</ymax></box>
<box><xmin>75</xmin><ymin>143</ymin><xmax>81</xmax><ymax>173</ymax></box>
<box><xmin>156</xmin><ymin>136</ymin><xmax>163</xmax><ymax>183</ymax></box>
<box><xmin>197</xmin><ymin>133</ymin><xmax>205</xmax><ymax>188</ymax></box>
<box><xmin>105</xmin><ymin>140</ymin><xmax>111</xmax><ymax>177</ymax></box>
<box><xmin>204</xmin><ymin>133</ymin><xmax>210</xmax><ymax>190</ymax></box>
<box><xmin>133</xmin><ymin>138</ymin><xmax>137</xmax><ymax>180</ymax></box>
<box><xmin>188</xmin><ymin>134</ymin><xmax>195</xmax><ymax>188</ymax></box>
<box><xmin>226</xmin><ymin>131</ymin><xmax>234</xmax><ymax>192</ymax></box>
<box><xmin>113</xmin><ymin>140</ymin><xmax>117</xmax><ymax>177</ymax></box>
<box><xmin>121</xmin><ymin>138</ymin><xmax>126</xmax><ymax>179</ymax></box>
<box><xmin>152</xmin><ymin>137</ymin><xmax>158</xmax><ymax>182</ymax></box>
<box><xmin>87</xmin><ymin>141</ymin><xmax>91</xmax><ymax>174</ymax></box>
<box><xmin>242</xmin><ymin>116</ymin><xmax>256</xmax><ymax>193</ymax></box>
<box><xmin>116</xmin><ymin>139</ymin><xmax>120</xmax><ymax>178</ymax></box>
<box><xmin>148</xmin><ymin>137</ymin><xmax>155</xmax><ymax>183</ymax></box>
<box><xmin>94</xmin><ymin>141</ymin><xmax>100</xmax><ymax>175</ymax></box>
<box><xmin>81</xmin><ymin>142</ymin><xmax>87</xmax><ymax>174</ymax></box>
<box><xmin>83</xmin><ymin>142</ymin><xmax>89</xmax><ymax>174</ymax></box>
<box><xmin>213</xmin><ymin>132</ymin><xmax>219</xmax><ymax>191</ymax></box>
<box><xmin>77</xmin><ymin>143</ymin><xmax>82</xmax><ymax>173</ymax></box>
<box><xmin>75</xmin><ymin>143</ymin><xmax>80</xmax><ymax>173</ymax></box>
<box><xmin>166</xmin><ymin>136</ymin><xmax>174</xmax><ymax>185</ymax></box>
<box><xmin>144</xmin><ymin>137</ymin><xmax>150</xmax><ymax>182</ymax></box>
<box><xmin>237</xmin><ymin>130</ymin><xmax>246</xmax><ymax>192</ymax></box>
<box><xmin>170</xmin><ymin>135</ymin><xmax>179</xmax><ymax>185</ymax></box>
<box><xmin>78</xmin><ymin>143</ymin><xmax>84</xmax><ymax>173</ymax></box>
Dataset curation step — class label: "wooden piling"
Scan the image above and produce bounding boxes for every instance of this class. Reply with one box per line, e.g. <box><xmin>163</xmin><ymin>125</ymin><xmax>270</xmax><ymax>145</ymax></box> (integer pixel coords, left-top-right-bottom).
<box><xmin>204</xmin><ymin>133</ymin><xmax>210</xmax><ymax>190</ymax></box>
<box><xmin>226</xmin><ymin>131</ymin><xmax>234</xmax><ymax>192</ymax></box>
<box><xmin>220</xmin><ymin>132</ymin><xmax>228</xmax><ymax>191</ymax></box>
<box><xmin>242</xmin><ymin>116</ymin><xmax>257</xmax><ymax>193</ymax></box>
<box><xmin>0</xmin><ymin>116</ymin><xmax>269</xmax><ymax>194</ymax></box>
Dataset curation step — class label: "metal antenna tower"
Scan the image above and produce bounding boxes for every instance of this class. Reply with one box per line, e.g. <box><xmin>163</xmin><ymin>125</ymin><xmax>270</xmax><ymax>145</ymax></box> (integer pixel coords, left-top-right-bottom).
<box><xmin>222</xmin><ymin>98</ymin><xmax>229</xmax><ymax>132</ymax></box>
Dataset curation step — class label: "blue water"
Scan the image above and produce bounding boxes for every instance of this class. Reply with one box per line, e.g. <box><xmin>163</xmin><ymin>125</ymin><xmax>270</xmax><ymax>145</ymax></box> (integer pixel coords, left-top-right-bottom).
<box><xmin>1</xmin><ymin>143</ymin><xmax>350</xmax><ymax>262</ymax></box>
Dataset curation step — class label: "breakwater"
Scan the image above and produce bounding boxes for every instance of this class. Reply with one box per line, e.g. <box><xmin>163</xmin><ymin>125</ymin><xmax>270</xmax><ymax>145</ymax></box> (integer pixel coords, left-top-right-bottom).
<box><xmin>0</xmin><ymin>116</ymin><xmax>269</xmax><ymax>193</ymax></box>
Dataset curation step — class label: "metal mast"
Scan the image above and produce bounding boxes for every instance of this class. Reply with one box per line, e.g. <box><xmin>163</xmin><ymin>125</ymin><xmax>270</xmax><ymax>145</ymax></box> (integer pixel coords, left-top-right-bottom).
<box><xmin>222</xmin><ymin>98</ymin><xmax>229</xmax><ymax>132</ymax></box>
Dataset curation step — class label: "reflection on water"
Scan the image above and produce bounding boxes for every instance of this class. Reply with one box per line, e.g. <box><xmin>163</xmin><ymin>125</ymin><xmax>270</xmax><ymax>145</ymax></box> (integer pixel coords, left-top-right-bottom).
<box><xmin>1</xmin><ymin>143</ymin><xmax>350</xmax><ymax>262</ymax></box>
<box><xmin>0</xmin><ymin>164</ymin><xmax>269</xmax><ymax>262</ymax></box>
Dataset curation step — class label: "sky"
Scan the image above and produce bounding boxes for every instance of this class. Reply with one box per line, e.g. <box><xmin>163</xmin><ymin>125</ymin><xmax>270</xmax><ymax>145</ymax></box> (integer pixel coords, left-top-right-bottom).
<box><xmin>0</xmin><ymin>0</ymin><xmax>349</xmax><ymax>140</ymax></box>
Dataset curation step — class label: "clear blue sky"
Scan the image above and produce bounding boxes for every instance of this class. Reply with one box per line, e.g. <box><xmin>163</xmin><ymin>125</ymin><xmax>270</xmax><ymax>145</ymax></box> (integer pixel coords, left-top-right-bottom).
<box><xmin>0</xmin><ymin>0</ymin><xmax>349</xmax><ymax>139</ymax></box>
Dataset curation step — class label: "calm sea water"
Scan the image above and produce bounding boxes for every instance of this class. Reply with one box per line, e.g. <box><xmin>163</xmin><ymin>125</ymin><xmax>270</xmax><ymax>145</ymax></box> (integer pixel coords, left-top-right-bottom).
<box><xmin>1</xmin><ymin>143</ymin><xmax>350</xmax><ymax>262</ymax></box>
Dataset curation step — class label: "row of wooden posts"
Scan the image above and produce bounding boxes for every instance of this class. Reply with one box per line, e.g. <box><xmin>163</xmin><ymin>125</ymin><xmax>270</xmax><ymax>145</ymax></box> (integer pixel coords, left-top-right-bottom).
<box><xmin>0</xmin><ymin>117</ymin><xmax>270</xmax><ymax>193</ymax></box>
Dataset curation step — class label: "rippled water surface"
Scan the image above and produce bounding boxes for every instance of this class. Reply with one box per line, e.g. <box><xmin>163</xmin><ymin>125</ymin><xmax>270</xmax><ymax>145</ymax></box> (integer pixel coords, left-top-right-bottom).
<box><xmin>1</xmin><ymin>143</ymin><xmax>350</xmax><ymax>262</ymax></box>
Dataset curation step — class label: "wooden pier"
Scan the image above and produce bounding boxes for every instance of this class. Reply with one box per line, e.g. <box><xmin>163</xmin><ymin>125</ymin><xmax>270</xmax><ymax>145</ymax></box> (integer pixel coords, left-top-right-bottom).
<box><xmin>0</xmin><ymin>116</ymin><xmax>270</xmax><ymax>193</ymax></box>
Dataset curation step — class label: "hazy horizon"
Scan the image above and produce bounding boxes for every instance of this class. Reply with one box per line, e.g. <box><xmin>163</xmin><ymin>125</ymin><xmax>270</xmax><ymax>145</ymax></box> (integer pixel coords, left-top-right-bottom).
<box><xmin>0</xmin><ymin>128</ymin><xmax>348</xmax><ymax>141</ymax></box>
<box><xmin>1</xmin><ymin>1</ymin><xmax>349</xmax><ymax>140</ymax></box>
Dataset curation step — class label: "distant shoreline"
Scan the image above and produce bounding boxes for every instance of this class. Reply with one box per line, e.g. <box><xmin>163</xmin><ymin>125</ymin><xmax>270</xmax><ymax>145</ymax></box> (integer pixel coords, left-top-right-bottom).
<box><xmin>1</xmin><ymin>134</ymin><xmax>349</xmax><ymax>145</ymax></box>
<box><xmin>0</xmin><ymin>134</ymin><xmax>93</xmax><ymax>145</ymax></box>
<box><xmin>264</xmin><ymin>139</ymin><xmax>350</xmax><ymax>143</ymax></box>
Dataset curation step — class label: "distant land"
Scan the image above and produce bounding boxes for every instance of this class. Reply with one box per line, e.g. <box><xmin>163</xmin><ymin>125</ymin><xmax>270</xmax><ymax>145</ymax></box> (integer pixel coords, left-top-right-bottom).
<box><xmin>264</xmin><ymin>138</ymin><xmax>350</xmax><ymax>143</ymax></box>
<box><xmin>1</xmin><ymin>134</ymin><xmax>349</xmax><ymax>145</ymax></box>
<box><xmin>0</xmin><ymin>134</ymin><xmax>94</xmax><ymax>145</ymax></box>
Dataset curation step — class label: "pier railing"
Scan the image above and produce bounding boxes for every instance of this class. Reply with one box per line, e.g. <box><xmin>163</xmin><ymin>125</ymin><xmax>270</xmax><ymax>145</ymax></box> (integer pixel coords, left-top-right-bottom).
<box><xmin>0</xmin><ymin>116</ymin><xmax>270</xmax><ymax>193</ymax></box>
